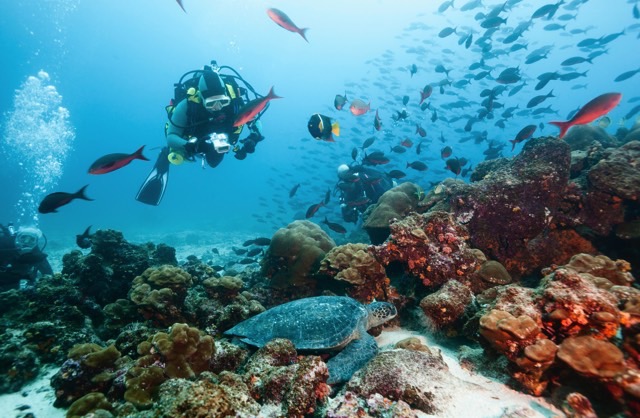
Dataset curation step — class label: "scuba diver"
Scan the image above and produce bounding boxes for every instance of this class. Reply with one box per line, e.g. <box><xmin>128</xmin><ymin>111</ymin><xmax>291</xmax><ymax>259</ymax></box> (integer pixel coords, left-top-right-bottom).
<box><xmin>136</xmin><ymin>61</ymin><xmax>267</xmax><ymax>206</ymax></box>
<box><xmin>336</xmin><ymin>164</ymin><xmax>394</xmax><ymax>223</ymax></box>
<box><xmin>0</xmin><ymin>223</ymin><xmax>53</xmax><ymax>290</ymax></box>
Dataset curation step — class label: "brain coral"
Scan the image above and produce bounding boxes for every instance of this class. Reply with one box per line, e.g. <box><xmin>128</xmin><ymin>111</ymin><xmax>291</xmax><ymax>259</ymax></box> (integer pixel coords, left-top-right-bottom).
<box><xmin>262</xmin><ymin>220</ymin><xmax>335</xmax><ymax>288</ymax></box>
<box><xmin>363</xmin><ymin>182</ymin><xmax>423</xmax><ymax>245</ymax></box>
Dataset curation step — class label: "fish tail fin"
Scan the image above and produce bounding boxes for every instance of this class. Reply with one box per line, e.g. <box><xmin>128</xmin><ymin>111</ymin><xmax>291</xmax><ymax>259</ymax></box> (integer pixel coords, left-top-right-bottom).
<box><xmin>134</xmin><ymin>145</ymin><xmax>150</xmax><ymax>161</ymax></box>
<box><xmin>84</xmin><ymin>225</ymin><xmax>92</xmax><ymax>235</ymax></box>
<box><xmin>299</xmin><ymin>28</ymin><xmax>309</xmax><ymax>42</ymax></box>
<box><xmin>76</xmin><ymin>184</ymin><xmax>94</xmax><ymax>201</ymax></box>
<box><xmin>548</xmin><ymin>89</ymin><xmax>555</xmax><ymax>98</ymax></box>
<box><xmin>331</xmin><ymin>121</ymin><xmax>340</xmax><ymax>136</ymax></box>
<box><xmin>508</xmin><ymin>139</ymin><xmax>517</xmax><ymax>151</ymax></box>
<box><xmin>323</xmin><ymin>216</ymin><xmax>329</xmax><ymax>224</ymax></box>
<box><xmin>549</xmin><ymin>120</ymin><xmax>570</xmax><ymax>139</ymax></box>
<box><xmin>266</xmin><ymin>87</ymin><xmax>283</xmax><ymax>100</ymax></box>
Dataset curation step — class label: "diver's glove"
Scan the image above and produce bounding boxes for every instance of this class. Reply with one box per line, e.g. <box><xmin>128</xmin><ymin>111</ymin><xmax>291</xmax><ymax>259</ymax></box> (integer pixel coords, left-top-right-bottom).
<box><xmin>184</xmin><ymin>137</ymin><xmax>200</xmax><ymax>154</ymax></box>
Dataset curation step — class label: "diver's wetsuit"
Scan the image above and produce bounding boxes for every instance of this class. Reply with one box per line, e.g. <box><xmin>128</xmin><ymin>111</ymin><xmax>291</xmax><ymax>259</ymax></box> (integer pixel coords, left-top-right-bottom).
<box><xmin>166</xmin><ymin>91</ymin><xmax>244</xmax><ymax>168</ymax></box>
<box><xmin>0</xmin><ymin>242</ymin><xmax>52</xmax><ymax>290</ymax></box>
<box><xmin>338</xmin><ymin>166</ymin><xmax>394</xmax><ymax>223</ymax></box>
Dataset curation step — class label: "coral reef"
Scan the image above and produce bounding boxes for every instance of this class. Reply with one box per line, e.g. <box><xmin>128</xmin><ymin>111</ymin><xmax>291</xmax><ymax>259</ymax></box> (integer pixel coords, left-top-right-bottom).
<box><xmin>419</xmin><ymin>280</ymin><xmax>474</xmax><ymax>333</ymax></box>
<box><xmin>145</xmin><ymin>372</ymin><xmax>260</xmax><ymax>417</ymax></box>
<box><xmin>588</xmin><ymin>141</ymin><xmax>640</xmax><ymax>202</ymax></box>
<box><xmin>372</xmin><ymin>211</ymin><xmax>482</xmax><ymax>290</ymax></box>
<box><xmin>129</xmin><ymin>265</ymin><xmax>194</xmax><ymax>326</ymax></box>
<box><xmin>363</xmin><ymin>182</ymin><xmax>423</xmax><ymax>245</ymax></box>
<box><xmin>124</xmin><ymin>323</ymin><xmax>215</xmax><ymax>408</ymax></box>
<box><xmin>51</xmin><ymin>343</ymin><xmax>123</xmax><ymax>407</ymax></box>
<box><xmin>476</xmin><ymin>254</ymin><xmax>639</xmax><ymax>413</ymax></box>
<box><xmin>240</xmin><ymin>338</ymin><xmax>330</xmax><ymax>416</ymax></box>
<box><xmin>61</xmin><ymin>229</ymin><xmax>174</xmax><ymax>306</ymax></box>
<box><xmin>446</xmin><ymin>137</ymin><xmax>579</xmax><ymax>276</ymax></box>
<box><xmin>346</xmin><ymin>346</ymin><xmax>464</xmax><ymax>415</ymax></box>
<box><xmin>66</xmin><ymin>392</ymin><xmax>113</xmax><ymax>418</ymax></box>
<box><xmin>563</xmin><ymin>124</ymin><xmax>618</xmax><ymax>151</ymax></box>
<box><xmin>325</xmin><ymin>391</ymin><xmax>418</xmax><ymax>418</ymax></box>
<box><xmin>261</xmin><ymin>220</ymin><xmax>335</xmax><ymax>288</ymax></box>
<box><xmin>318</xmin><ymin>243</ymin><xmax>392</xmax><ymax>302</ymax></box>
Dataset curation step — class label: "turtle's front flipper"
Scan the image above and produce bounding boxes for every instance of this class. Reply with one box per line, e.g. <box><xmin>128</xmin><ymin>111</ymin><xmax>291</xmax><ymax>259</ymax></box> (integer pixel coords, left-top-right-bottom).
<box><xmin>326</xmin><ymin>333</ymin><xmax>378</xmax><ymax>384</ymax></box>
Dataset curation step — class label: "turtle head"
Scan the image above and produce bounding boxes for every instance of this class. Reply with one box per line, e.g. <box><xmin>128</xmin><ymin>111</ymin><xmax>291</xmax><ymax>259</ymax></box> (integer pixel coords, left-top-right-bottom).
<box><xmin>366</xmin><ymin>301</ymin><xmax>397</xmax><ymax>329</ymax></box>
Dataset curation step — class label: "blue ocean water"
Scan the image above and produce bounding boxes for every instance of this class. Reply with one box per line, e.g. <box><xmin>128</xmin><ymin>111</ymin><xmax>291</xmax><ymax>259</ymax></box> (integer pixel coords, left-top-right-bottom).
<box><xmin>0</xmin><ymin>0</ymin><xmax>638</xmax><ymax>253</ymax></box>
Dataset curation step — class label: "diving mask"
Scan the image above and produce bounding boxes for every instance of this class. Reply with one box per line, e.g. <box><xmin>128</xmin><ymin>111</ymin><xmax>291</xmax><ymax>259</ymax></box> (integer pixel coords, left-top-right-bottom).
<box><xmin>204</xmin><ymin>94</ymin><xmax>231</xmax><ymax>112</ymax></box>
<box><xmin>15</xmin><ymin>227</ymin><xmax>44</xmax><ymax>254</ymax></box>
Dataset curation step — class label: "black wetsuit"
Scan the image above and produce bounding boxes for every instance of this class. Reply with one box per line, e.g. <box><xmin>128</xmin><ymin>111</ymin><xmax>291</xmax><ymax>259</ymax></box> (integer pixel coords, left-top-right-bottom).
<box><xmin>0</xmin><ymin>235</ymin><xmax>52</xmax><ymax>290</ymax></box>
<box><xmin>337</xmin><ymin>166</ymin><xmax>394</xmax><ymax>223</ymax></box>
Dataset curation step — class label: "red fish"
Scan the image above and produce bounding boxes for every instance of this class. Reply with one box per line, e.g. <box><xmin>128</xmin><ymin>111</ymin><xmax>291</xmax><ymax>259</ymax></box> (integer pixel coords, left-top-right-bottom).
<box><xmin>441</xmin><ymin>146</ymin><xmax>453</xmax><ymax>159</ymax></box>
<box><xmin>509</xmin><ymin>125</ymin><xmax>537</xmax><ymax>150</ymax></box>
<box><xmin>89</xmin><ymin>145</ymin><xmax>149</xmax><ymax>174</ymax></box>
<box><xmin>350</xmin><ymin>99</ymin><xmax>370</xmax><ymax>116</ymax></box>
<box><xmin>400</xmin><ymin>138</ymin><xmax>413</xmax><ymax>148</ymax></box>
<box><xmin>415</xmin><ymin>124</ymin><xmax>427</xmax><ymax>137</ymax></box>
<box><xmin>550</xmin><ymin>92</ymin><xmax>622</xmax><ymax>138</ymax></box>
<box><xmin>374</xmin><ymin>109</ymin><xmax>382</xmax><ymax>131</ymax></box>
<box><xmin>266</xmin><ymin>8</ymin><xmax>308</xmax><ymax>42</ymax></box>
<box><xmin>419</xmin><ymin>85</ymin><xmax>433</xmax><ymax>104</ymax></box>
<box><xmin>176</xmin><ymin>0</ymin><xmax>186</xmax><ymax>13</ymax></box>
<box><xmin>305</xmin><ymin>201</ymin><xmax>324</xmax><ymax>218</ymax></box>
<box><xmin>233</xmin><ymin>87</ymin><xmax>281</xmax><ymax>127</ymax></box>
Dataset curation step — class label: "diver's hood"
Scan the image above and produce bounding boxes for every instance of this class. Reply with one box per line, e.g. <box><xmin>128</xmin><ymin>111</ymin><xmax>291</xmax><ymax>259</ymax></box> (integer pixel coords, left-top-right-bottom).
<box><xmin>198</xmin><ymin>70</ymin><xmax>226</xmax><ymax>99</ymax></box>
<box><xmin>337</xmin><ymin>164</ymin><xmax>351</xmax><ymax>180</ymax></box>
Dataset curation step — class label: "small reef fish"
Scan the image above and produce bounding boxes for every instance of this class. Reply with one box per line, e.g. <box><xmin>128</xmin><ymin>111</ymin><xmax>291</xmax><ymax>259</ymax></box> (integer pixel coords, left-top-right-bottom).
<box><xmin>305</xmin><ymin>201</ymin><xmax>325</xmax><ymax>219</ymax></box>
<box><xmin>308</xmin><ymin>114</ymin><xmax>340</xmax><ymax>142</ymax></box>
<box><xmin>441</xmin><ymin>146</ymin><xmax>453</xmax><ymax>159</ymax></box>
<box><xmin>266</xmin><ymin>8</ymin><xmax>308</xmax><ymax>42</ymax></box>
<box><xmin>550</xmin><ymin>92</ymin><xmax>622</xmax><ymax>138</ymax></box>
<box><xmin>289</xmin><ymin>183</ymin><xmax>301</xmax><ymax>198</ymax></box>
<box><xmin>446</xmin><ymin>157</ymin><xmax>462</xmax><ymax>176</ymax></box>
<box><xmin>406</xmin><ymin>161</ymin><xmax>428</xmax><ymax>171</ymax></box>
<box><xmin>416</xmin><ymin>124</ymin><xmax>427</xmax><ymax>137</ymax></box>
<box><xmin>334</xmin><ymin>93</ymin><xmax>347</xmax><ymax>110</ymax></box>
<box><xmin>374</xmin><ymin>110</ymin><xmax>382</xmax><ymax>131</ymax></box>
<box><xmin>322</xmin><ymin>217</ymin><xmax>347</xmax><ymax>234</ymax></box>
<box><xmin>88</xmin><ymin>145</ymin><xmax>149</xmax><ymax>174</ymax></box>
<box><xmin>38</xmin><ymin>185</ymin><xmax>93</xmax><ymax>214</ymax></box>
<box><xmin>76</xmin><ymin>226</ymin><xmax>92</xmax><ymax>249</ymax></box>
<box><xmin>233</xmin><ymin>87</ymin><xmax>281</xmax><ymax>127</ymax></box>
<box><xmin>246</xmin><ymin>248</ymin><xmax>263</xmax><ymax>257</ymax></box>
<box><xmin>387</xmin><ymin>169</ymin><xmax>406</xmax><ymax>179</ymax></box>
<box><xmin>361</xmin><ymin>136</ymin><xmax>375</xmax><ymax>150</ymax></box>
<box><xmin>349</xmin><ymin>99</ymin><xmax>370</xmax><ymax>116</ymax></box>
<box><xmin>420</xmin><ymin>85</ymin><xmax>433</xmax><ymax>104</ymax></box>
<box><xmin>509</xmin><ymin>125</ymin><xmax>537</xmax><ymax>150</ymax></box>
<box><xmin>251</xmin><ymin>238</ymin><xmax>272</xmax><ymax>246</ymax></box>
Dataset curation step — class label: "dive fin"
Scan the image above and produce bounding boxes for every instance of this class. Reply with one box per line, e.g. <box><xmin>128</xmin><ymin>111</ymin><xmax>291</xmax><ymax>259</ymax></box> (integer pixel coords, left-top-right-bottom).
<box><xmin>135</xmin><ymin>147</ymin><xmax>170</xmax><ymax>206</ymax></box>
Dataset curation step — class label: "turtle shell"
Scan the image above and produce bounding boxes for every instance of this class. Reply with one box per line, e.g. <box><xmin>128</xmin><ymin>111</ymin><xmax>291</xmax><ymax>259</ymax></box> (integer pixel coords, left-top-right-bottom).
<box><xmin>224</xmin><ymin>296</ymin><xmax>367</xmax><ymax>351</ymax></box>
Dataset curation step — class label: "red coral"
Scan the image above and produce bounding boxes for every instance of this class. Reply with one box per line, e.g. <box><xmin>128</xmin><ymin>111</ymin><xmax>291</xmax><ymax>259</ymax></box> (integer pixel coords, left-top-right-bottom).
<box><xmin>372</xmin><ymin>211</ymin><xmax>481</xmax><ymax>290</ymax></box>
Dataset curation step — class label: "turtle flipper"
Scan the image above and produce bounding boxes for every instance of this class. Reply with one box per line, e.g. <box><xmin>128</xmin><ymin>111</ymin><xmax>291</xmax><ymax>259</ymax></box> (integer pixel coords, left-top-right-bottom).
<box><xmin>326</xmin><ymin>333</ymin><xmax>378</xmax><ymax>384</ymax></box>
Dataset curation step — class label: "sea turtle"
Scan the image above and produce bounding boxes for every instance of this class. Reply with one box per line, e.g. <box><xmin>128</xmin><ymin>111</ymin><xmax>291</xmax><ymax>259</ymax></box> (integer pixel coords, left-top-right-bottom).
<box><xmin>224</xmin><ymin>295</ymin><xmax>397</xmax><ymax>384</ymax></box>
